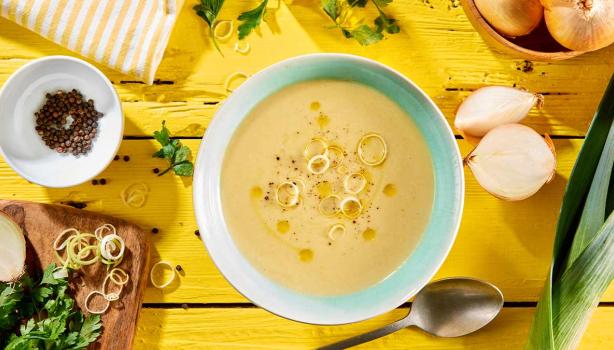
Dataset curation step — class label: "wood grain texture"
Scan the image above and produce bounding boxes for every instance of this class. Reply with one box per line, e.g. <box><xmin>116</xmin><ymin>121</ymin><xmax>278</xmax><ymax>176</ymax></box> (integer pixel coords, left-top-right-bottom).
<box><xmin>0</xmin><ymin>200</ymin><xmax>151</xmax><ymax>350</ymax></box>
<box><xmin>0</xmin><ymin>0</ymin><xmax>613</xmax><ymax>137</ymax></box>
<box><xmin>0</xmin><ymin>139</ymin><xmax>606</xmax><ymax>303</ymax></box>
<box><xmin>133</xmin><ymin>307</ymin><xmax>614</xmax><ymax>349</ymax></box>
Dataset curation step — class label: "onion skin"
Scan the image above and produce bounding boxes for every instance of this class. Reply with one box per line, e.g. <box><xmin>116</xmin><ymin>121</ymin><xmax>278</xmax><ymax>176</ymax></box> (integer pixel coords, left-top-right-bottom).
<box><xmin>0</xmin><ymin>211</ymin><xmax>26</xmax><ymax>282</ymax></box>
<box><xmin>542</xmin><ymin>0</ymin><xmax>614</xmax><ymax>52</ymax></box>
<box><xmin>465</xmin><ymin>124</ymin><xmax>556</xmax><ymax>201</ymax></box>
<box><xmin>475</xmin><ymin>0</ymin><xmax>544</xmax><ymax>37</ymax></box>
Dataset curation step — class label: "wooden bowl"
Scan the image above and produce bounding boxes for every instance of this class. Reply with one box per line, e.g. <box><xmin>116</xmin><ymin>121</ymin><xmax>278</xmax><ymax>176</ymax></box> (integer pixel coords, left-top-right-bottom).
<box><xmin>460</xmin><ymin>0</ymin><xmax>584</xmax><ymax>61</ymax></box>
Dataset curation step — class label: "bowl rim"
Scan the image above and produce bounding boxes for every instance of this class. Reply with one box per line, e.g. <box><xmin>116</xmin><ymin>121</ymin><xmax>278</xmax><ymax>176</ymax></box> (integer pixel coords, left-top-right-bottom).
<box><xmin>0</xmin><ymin>55</ymin><xmax>124</xmax><ymax>188</ymax></box>
<box><xmin>460</xmin><ymin>0</ymin><xmax>583</xmax><ymax>60</ymax></box>
<box><xmin>193</xmin><ymin>53</ymin><xmax>465</xmax><ymax>324</ymax></box>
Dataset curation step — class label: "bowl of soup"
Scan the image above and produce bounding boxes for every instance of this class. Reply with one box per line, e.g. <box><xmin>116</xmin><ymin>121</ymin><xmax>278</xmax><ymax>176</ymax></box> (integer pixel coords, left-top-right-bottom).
<box><xmin>193</xmin><ymin>54</ymin><xmax>464</xmax><ymax>324</ymax></box>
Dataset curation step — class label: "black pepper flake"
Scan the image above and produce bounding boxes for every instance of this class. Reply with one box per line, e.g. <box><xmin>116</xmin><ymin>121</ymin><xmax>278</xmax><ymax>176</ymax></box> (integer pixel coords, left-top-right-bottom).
<box><xmin>264</xmin><ymin>196</ymin><xmax>269</xmax><ymax>200</ymax></box>
<box><xmin>153</xmin><ymin>168</ymin><xmax>160</xmax><ymax>174</ymax></box>
<box><xmin>123</xmin><ymin>155</ymin><xmax>130</xmax><ymax>162</ymax></box>
<box><xmin>114</xmin><ymin>155</ymin><xmax>120</xmax><ymax>161</ymax></box>
<box><xmin>276</xmin><ymin>156</ymin><xmax>280</xmax><ymax>161</ymax></box>
<box><xmin>175</xmin><ymin>265</ymin><xmax>183</xmax><ymax>272</ymax></box>
<box><xmin>151</xmin><ymin>227</ymin><xmax>159</xmax><ymax>234</ymax></box>
<box><xmin>194</xmin><ymin>230</ymin><xmax>200</xmax><ymax>237</ymax></box>
<box><xmin>99</xmin><ymin>178</ymin><xmax>107</xmax><ymax>185</ymax></box>
<box><xmin>91</xmin><ymin>179</ymin><xmax>98</xmax><ymax>185</ymax></box>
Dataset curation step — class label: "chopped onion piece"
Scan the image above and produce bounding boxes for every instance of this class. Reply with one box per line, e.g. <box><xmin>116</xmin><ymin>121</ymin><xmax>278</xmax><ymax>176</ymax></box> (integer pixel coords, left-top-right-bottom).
<box><xmin>276</xmin><ymin>182</ymin><xmax>300</xmax><ymax>207</ymax></box>
<box><xmin>344</xmin><ymin>173</ymin><xmax>367</xmax><ymax>194</ymax></box>
<box><xmin>340</xmin><ymin>196</ymin><xmax>363</xmax><ymax>219</ymax></box>
<box><xmin>304</xmin><ymin>138</ymin><xmax>329</xmax><ymax>159</ymax></box>
<box><xmin>357</xmin><ymin>133</ymin><xmax>388</xmax><ymax>166</ymax></box>
<box><xmin>328</xmin><ymin>224</ymin><xmax>346</xmax><ymax>241</ymax></box>
<box><xmin>85</xmin><ymin>290</ymin><xmax>110</xmax><ymax>315</ymax></box>
<box><xmin>0</xmin><ymin>213</ymin><xmax>25</xmax><ymax>282</ymax></box>
<box><xmin>150</xmin><ymin>261</ymin><xmax>177</xmax><ymax>289</ymax></box>
<box><xmin>307</xmin><ymin>154</ymin><xmax>330</xmax><ymax>175</ymax></box>
<box><xmin>213</xmin><ymin>20</ymin><xmax>233</xmax><ymax>41</ymax></box>
<box><xmin>319</xmin><ymin>195</ymin><xmax>341</xmax><ymax>216</ymax></box>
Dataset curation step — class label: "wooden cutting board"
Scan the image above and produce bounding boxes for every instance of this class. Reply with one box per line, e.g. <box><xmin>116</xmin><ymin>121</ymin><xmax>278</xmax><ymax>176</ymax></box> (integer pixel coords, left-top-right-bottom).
<box><xmin>0</xmin><ymin>200</ymin><xmax>150</xmax><ymax>350</ymax></box>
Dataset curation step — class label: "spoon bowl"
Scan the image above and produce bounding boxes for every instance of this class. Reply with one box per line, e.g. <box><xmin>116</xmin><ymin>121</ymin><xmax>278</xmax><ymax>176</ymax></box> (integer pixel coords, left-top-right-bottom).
<box><xmin>318</xmin><ymin>278</ymin><xmax>503</xmax><ymax>350</ymax></box>
<box><xmin>411</xmin><ymin>278</ymin><xmax>504</xmax><ymax>337</ymax></box>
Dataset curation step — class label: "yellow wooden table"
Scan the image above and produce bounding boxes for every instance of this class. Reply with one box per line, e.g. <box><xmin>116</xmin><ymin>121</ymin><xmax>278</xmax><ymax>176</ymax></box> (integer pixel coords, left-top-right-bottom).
<box><xmin>1</xmin><ymin>1</ymin><xmax>614</xmax><ymax>349</ymax></box>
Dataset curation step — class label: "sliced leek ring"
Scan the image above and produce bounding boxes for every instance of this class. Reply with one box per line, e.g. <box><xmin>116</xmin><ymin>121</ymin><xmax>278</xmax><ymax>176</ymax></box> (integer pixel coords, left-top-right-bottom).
<box><xmin>100</xmin><ymin>234</ymin><xmax>125</xmax><ymax>261</ymax></box>
<box><xmin>234</xmin><ymin>40</ymin><xmax>251</xmax><ymax>54</ymax></box>
<box><xmin>319</xmin><ymin>195</ymin><xmax>341</xmax><ymax>216</ymax></box>
<box><xmin>307</xmin><ymin>154</ymin><xmax>330</xmax><ymax>175</ymax></box>
<box><xmin>344</xmin><ymin>173</ymin><xmax>367</xmax><ymax>194</ymax></box>
<box><xmin>340</xmin><ymin>196</ymin><xmax>362</xmax><ymax>219</ymax></box>
<box><xmin>357</xmin><ymin>133</ymin><xmax>388</xmax><ymax>166</ymax></box>
<box><xmin>85</xmin><ymin>290</ymin><xmax>110</xmax><ymax>315</ymax></box>
<box><xmin>276</xmin><ymin>181</ymin><xmax>300</xmax><ymax>207</ymax></box>
<box><xmin>328</xmin><ymin>224</ymin><xmax>346</xmax><ymax>241</ymax></box>
<box><xmin>94</xmin><ymin>223</ymin><xmax>116</xmax><ymax>241</ymax></box>
<box><xmin>150</xmin><ymin>261</ymin><xmax>177</xmax><ymax>289</ymax></box>
<box><xmin>303</xmin><ymin>137</ymin><xmax>329</xmax><ymax>160</ymax></box>
<box><xmin>213</xmin><ymin>20</ymin><xmax>233</xmax><ymax>41</ymax></box>
<box><xmin>326</xmin><ymin>145</ymin><xmax>345</xmax><ymax>168</ymax></box>
<box><xmin>53</xmin><ymin>228</ymin><xmax>80</xmax><ymax>250</ymax></box>
<box><xmin>224</xmin><ymin>72</ymin><xmax>249</xmax><ymax>93</ymax></box>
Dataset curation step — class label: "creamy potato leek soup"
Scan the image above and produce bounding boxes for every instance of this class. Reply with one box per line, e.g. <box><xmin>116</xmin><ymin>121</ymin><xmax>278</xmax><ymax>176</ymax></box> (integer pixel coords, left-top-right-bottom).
<box><xmin>221</xmin><ymin>80</ymin><xmax>434</xmax><ymax>295</ymax></box>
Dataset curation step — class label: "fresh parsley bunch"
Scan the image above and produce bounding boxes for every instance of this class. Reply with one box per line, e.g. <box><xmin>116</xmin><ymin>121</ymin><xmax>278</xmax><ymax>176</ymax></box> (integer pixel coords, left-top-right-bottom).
<box><xmin>152</xmin><ymin>121</ymin><xmax>194</xmax><ymax>177</ymax></box>
<box><xmin>0</xmin><ymin>264</ymin><xmax>102</xmax><ymax>350</ymax></box>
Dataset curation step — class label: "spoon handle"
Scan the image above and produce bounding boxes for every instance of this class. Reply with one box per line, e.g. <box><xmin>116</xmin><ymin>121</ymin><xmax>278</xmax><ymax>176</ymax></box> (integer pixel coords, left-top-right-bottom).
<box><xmin>316</xmin><ymin>316</ymin><xmax>415</xmax><ymax>350</ymax></box>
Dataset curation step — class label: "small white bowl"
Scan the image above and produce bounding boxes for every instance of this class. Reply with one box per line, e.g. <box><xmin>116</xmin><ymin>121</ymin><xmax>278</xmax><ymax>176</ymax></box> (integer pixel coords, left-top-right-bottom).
<box><xmin>0</xmin><ymin>56</ymin><xmax>123</xmax><ymax>188</ymax></box>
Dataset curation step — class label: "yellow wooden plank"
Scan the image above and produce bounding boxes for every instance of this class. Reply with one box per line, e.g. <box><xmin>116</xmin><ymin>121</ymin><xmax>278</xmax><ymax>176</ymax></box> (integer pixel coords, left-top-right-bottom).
<box><xmin>0</xmin><ymin>138</ymin><xmax>607</xmax><ymax>302</ymax></box>
<box><xmin>0</xmin><ymin>1</ymin><xmax>613</xmax><ymax>137</ymax></box>
<box><xmin>134</xmin><ymin>307</ymin><xmax>614</xmax><ymax>349</ymax></box>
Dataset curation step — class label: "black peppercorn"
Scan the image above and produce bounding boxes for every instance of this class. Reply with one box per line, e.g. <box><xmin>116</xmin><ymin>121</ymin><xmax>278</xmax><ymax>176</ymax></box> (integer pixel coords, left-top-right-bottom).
<box><xmin>151</xmin><ymin>228</ymin><xmax>159</xmax><ymax>234</ymax></box>
<box><xmin>123</xmin><ymin>155</ymin><xmax>130</xmax><ymax>162</ymax></box>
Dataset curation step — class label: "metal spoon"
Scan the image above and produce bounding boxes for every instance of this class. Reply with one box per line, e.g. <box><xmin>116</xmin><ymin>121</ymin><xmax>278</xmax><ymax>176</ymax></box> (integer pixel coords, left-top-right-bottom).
<box><xmin>317</xmin><ymin>277</ymin><xmax>504</xmax><ymax>350</ymax></box>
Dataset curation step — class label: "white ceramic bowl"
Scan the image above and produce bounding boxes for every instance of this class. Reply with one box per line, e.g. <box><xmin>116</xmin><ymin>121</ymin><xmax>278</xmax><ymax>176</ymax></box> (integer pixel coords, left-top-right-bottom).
<box><xmin>193</xmin><ymin>54</ymin><xmax>464</xmax><ymax>325</ymax></box>
<box><xmin>0</xmin><ymin>56</ymin><xmax>123</xmax><ymax>188</ymax></box>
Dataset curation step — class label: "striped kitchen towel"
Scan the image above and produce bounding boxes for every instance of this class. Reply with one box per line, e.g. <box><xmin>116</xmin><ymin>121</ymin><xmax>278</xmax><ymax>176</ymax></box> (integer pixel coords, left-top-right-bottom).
<box><xmin>0</xmin><ymin>0</ymin><xmax>184</xmax><ymax>84</ymax></box>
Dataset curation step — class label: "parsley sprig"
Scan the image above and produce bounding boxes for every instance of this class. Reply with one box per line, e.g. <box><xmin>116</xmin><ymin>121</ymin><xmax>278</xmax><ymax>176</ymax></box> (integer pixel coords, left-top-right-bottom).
<box><xmin>152</xmin><ymin>121</ymin><xmax>194</xmax><ymax>177</ymax></box>
<box><xmin>0</xmin><ymin>264</ymin><xmax>102</xmax><ymax>349</ymax></box>
<box><xmin>322</xmin><ymin>0</ymin><xmax>399</xmax><ymax>45</ymax></box>
<box><xmin>194</xmin><ymin>0</ymin><xmax>226</xmax><ymax>55</ymax></box>
<box><xmin>238</xmin><ymin>0</ymin><xmax>269</xmax><ymax>40</ymax></box>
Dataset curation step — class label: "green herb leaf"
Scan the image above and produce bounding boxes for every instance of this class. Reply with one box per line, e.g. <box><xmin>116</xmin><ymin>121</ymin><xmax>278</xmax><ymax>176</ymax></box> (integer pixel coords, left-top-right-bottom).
<box><xmin>194</xmin><ymin>0</ymin><xmax>226</xmax><ymax>55</ymax></box>
<box><xmin>372</xmin><ymin>0</ymin><xmax>392</xmax><ymax>7</ymax></box>
<box><xmin>153</xmin><ymin>120</ymin><xmax>170</xmax><ymax>146</ymax></box>
<box><xmin>152</xmin><ymin>121</ymin><xmax>194</xmax><ymax>177</ymax></box>
<box><xmin>173</xmin><ymin>161</ymin><xmax>194</xmax><ymax>177</ymax></box>
<box><xmin>348</xmin><ymin>0</ymin><xmax>368</xmax><ymax>7</ymax></box>
<box><xmin>321</xmin><ymin>0</ymin><xmax>339</xmax><ymax>20</ymax></box>
<box><xmin>237</xmin><ymin>0</ymin><xmax>268</xmax><ymax>40</ymax></box>
<box><xmin>374</xmin><ymin>11</ymin><xmax>399</xmax><ymax>34</ymax></box>
<box><xmin>348</xmin><ymin>24</ymin><xmax>383</xmax><ymax>45</ymax></box>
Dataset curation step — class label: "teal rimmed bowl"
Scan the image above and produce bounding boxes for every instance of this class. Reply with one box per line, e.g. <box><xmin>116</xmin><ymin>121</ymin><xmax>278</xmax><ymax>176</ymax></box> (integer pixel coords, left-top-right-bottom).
<box><xmin>193</xmin><ymin>54</ymin><xmax>464</xmax><ymax>324</ymax></box>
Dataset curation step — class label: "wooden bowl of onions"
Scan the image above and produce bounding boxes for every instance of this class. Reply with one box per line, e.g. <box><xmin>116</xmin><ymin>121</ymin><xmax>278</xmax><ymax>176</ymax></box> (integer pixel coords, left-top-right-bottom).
<box><xmin>460</xmin><ymin>0</ymin><xmax>614</xmax><ymax>61</ymax></box>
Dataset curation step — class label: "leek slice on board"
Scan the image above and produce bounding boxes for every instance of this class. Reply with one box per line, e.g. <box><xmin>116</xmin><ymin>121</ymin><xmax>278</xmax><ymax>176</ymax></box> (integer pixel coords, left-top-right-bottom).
<box><xmin>527</xmin><ymin>73</ymin><xmax>614</xmax><ymax>349</ymax></box>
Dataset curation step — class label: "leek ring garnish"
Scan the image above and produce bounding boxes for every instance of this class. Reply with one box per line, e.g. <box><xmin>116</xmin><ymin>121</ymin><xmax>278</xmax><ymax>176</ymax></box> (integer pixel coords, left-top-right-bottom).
<box><xmin>100</xmin><ymin>234</ymin><xmax>125</xmax><ymax>262</ymax></box>
<box><xmin>224</xmin><ymin>72</ymin><xmax>250</xmax><ymax>93</ymax></box>
<box><xmin>307</xmin><ymin>154</ymin><xmax>330</xmax><ymax>175</ymax></box>
<box><xmin>357</xmin><ymin>133</ymin><xmax>388</xmax><ymax>166</ymax></box>
<box><xmin>84</xmin><ymin>290</ymin><xmax>110</xmax><ymax>315</ymax></box>
<box><xmin>234</xmin><ymin>40</ymin><xmax>251</xmax><ymax>54</ymax></box>
<box><xmin>213</xmin><ymin>20</ymin><xmax>233</xmax><ymax>41</ymax></box>
<box><xmin>276</xmin><ymin>181</ymin><xmax>300</xmax><ymax>207</ymax></box>
<box><xmin>326</xmin><ymin>145</ymin><xmax>345</xmax><ymax>168</ymax></box>
<box><xmin>340</xmin><ymin>196</ymin><xmax>362</xmax><ymax>219</ymax></box>
<box><xmin>328</xmin><ymin>224</ymin><xmax>346</xmax><ymax>241</ymax></box>
<box><xmin>344</xmin><ymin>173</ymin><xmax>367</xmax><ymax>194</ymax></box>
<box><xmin>303</xmin><ymin>137</ymin><xmax>329</xmax><ymax>160</ymax></box>
<box><xmin>121</xmin><ymin>183</ymin><xmax>149</xmax><ymax>208</ymax></box>
<box><xmin>53</xmin><ymin>228</ymin><xmax>80</xmax><ymax>250</ymax></box>
<box><xmin>95</xmin><ymin>223</ymin><xmax>117</xmax><ymax>240</ymax></box>
<box><xmin>150</xmin><ymin>261</ymin><xmax>177</xmax><ymax>289</ymax></box>
<box><xmin>319</xmin><ymin>195</ymin><xmax>341</xmax><ymax>216</ymax></box>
